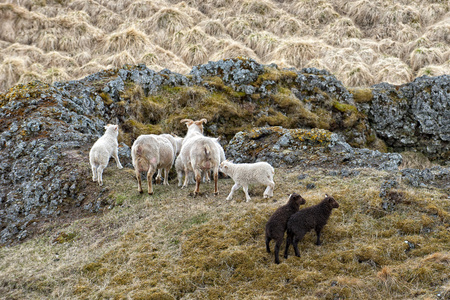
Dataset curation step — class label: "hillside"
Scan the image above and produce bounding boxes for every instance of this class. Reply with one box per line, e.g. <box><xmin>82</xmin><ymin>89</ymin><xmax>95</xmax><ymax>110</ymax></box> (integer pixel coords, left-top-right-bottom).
<box><xmin>0</xmin><ymin>0</ymin><xmax>449</xmax><ymax>298</ymax></box>
<box><xmin>0</xmin><ymin>58</ymin><xmax>449</xmax><ymax>298</ymax></box>
<box><xmin>1</xmin><ymin>0</ymin><xmax>449</xmax><ymax>92</ymax></box>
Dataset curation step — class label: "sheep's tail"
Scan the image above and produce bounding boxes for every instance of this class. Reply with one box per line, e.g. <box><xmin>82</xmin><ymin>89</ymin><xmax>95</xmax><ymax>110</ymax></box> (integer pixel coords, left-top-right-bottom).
<box><xmin>134</xmin><ymin>145</ymin><xmax>150</xmax><ymax>171</ymax></box>
<box><xmin>203</xmin><ymin>143</ymin><xmax>212</xmax><ymax>169</ymax></box>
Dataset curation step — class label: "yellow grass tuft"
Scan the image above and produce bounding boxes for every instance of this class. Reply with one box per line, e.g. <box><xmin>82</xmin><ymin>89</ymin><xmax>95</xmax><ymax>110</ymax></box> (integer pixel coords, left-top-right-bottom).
<box><xmin>147</xmin><ymin>7</ymin><xmax>194</xmax><ymax>34</ymax></box>
<box><xmin>0</xmin><ymin>56</ymin><xmax>28</xmax><ymax>91</ymax></box>
<box><xmin>198</xmin><ymin>19</ymin><xmax>227</xmax><ymax>37</ymax></box>
<box><xmin>416</xmin><ymin>61</ymin><xmax>450</xmax><ymax>78</ymax></box>
<box><xmin>268</xmin><ymin>38</ymin><xmax>325</xmax><ymax>69</ymax></box>
<box><xmin>322</xmin><ymin>17</ymin><xmax>363</xmax><ymax>45</ymax></box>
<box><xmin>180</xmin><ymin>44</ymin><xmax>208</xmax><ymax>66</ymax></box>
<box><xmin>101</xmin><ymin>26</ymin><xmax>152</xmax><ymax>57</ymax></box>
<box><xmin>124</xmin><ymin>0</ymin><xmax>160</xmax><ymax>19</ymax></box>
<box><xmin>103</xmin><ymin>50</ymin><xmax>136</xmax><ymax>69</ymax></box>
<box><xmin>340</xmin><ymin>62</ymin><xmax>375</xmax><ymax>87</ymax></box>
<box><xmin>210</xmin><ymin>40</ymin><xmax>258</xmax><ymax>62</ymax></box>
<box><xmin>373</xmin><ymin>57</ymin><xmax>413</xmax><ymax>85</ymax></box>
<box><xmin>245</xmin><ymin>31</ymin><xmax>279</xmax><ymax>58</ymax></box>
<box><xmin>409</xmin><ymin>47</ymin><xmax>445</xmax><ymax>71</ymax></box>
<box><xmin>347</xmin><ymin>0</ymin><xmax>382</xmax><ymax>28</ymax></box>
<box><xmin>268</xmin><ymin>16</ymin><xmax>311</xmax><ymax>37</ymax></box>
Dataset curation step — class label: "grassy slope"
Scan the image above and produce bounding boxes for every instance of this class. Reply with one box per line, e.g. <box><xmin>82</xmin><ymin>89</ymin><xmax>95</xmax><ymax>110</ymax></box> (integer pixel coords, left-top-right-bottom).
<box><xmin>0</xmin><ymin>163</ymin><xmax>448</xmax><ymax>299</ymax></box>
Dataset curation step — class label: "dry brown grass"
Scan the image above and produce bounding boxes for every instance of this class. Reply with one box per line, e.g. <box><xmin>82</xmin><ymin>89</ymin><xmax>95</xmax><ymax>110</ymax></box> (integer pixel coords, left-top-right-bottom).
<box><xmin>0</xmin><ymin>0</ymin><xmax>449</xmax><ymax>92</ymax></box>
<box><xmin>1</xmin><ymin>164</ymin><xmax>448</xmax><ymax>299</ymax></box>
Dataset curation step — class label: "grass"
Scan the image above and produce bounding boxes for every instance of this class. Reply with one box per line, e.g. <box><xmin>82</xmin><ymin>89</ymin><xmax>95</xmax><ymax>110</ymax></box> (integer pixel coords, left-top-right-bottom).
<box><xmin>1</xmin><ymin>163</ymin><xmax>448</xmax><ymax>299</ymax></box>
<box><xmin>2</xmin><ymin>0</ymin><xmax>449</xmax><ymax>92</ymax></box>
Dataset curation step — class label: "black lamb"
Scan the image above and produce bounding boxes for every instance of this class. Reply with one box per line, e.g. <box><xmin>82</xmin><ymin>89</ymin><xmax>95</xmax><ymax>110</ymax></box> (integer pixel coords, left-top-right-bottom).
<box><xmin>265</xmin><ymin>193</ymin><xmax>306</xmax><ymax>264</ymax></box>
<box><xmin>284</xmin><ymin>194</ymin><xmax>339</xmax><ymax>259</ymax></box>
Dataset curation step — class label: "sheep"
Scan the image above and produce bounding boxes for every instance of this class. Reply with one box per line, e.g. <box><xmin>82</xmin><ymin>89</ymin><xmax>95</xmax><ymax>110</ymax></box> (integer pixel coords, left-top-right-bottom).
<box><xmin>178</xmin><ymin>118</ymin><xmax>220</xmax><ymax>196</ymax></box>
<box><xmin>155</xmin><ymin>134</ymin><xmax>178</xmax><ymax>184</ymax></box>
<box><xmin>219</xmin><ymin>160</ymin><xmax>275</xmax><ymax>202</ymax></box>
<box><xmin>284</xmin><ymin>194</ymin><xmax>339</xmax><ymax>260</ymax></box>
<box><xmin>89</xmin><ymin>124</ymin><xmax>123</xmax><ymax>186</ymax></box>
<box><xmin>131</xmin><ymin>134</ymin><xmax>174</xmax><ymax>194</ymax></box>
<box><xmin>265</xmin><ymin>193</ymin><xmax>306</xmax><ymax>264</ymax></box>
<box><xmin>176</xmin><ymin>138</ymin><xmax>225</xmax><ymax>187</ymax></box>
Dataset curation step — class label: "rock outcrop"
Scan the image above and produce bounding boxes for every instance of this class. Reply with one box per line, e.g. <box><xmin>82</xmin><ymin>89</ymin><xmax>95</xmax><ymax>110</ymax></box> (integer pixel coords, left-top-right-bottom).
<box><xmin>366</xmin><ymin>75</ymin><xmax>450</xmax><ymax>161</ymax></box>
<box><xmin>0</xmin><ymin>58</ymin><xmax>448</xmax><ymax>245</ymax></box>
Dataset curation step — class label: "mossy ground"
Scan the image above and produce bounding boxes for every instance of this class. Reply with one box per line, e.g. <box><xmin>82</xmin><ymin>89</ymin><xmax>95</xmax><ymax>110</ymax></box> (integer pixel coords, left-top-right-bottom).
<box><xmin>1</xmin><ymin>163</ymin><xmax>448</xmax><ymax>299</ymax></box>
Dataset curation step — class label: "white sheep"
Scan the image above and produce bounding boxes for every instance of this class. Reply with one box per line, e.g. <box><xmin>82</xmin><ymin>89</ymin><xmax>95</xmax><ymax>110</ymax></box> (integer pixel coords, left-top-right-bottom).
<box><xmin>176</xmin><ymin>137</ymin><xmax>225</xmax><ymax>186</ymax></box>
<box><xmin>178</xmin><ymin>118</ymin><xmax>220</xmax><ymax>196</ymax></box>
<box><xmin>131</xmin><ymin>134</ymin><xmax>174</xmax><ymax>194</ymax></box>
<box><xmin>219</xmin><ymin>160</ymin><xmax>275</xmax><ymax>202</ymax></box>
<box><xmin>89</xmin><ymin>124</ymin><xmax>123</xmax><ymax>186</ymax></box>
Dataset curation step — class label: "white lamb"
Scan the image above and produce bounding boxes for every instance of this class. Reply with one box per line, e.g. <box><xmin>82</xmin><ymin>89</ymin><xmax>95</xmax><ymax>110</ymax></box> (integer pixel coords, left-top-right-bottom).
<box><xmin>131</xmin><ymin>134</ymin><xmax>174</xmax><ymax>194</ymax></box>
<box><xmin>89</xmin><ymin>124</ymin><xmax>123</xmax><ymax>186</ymax></box>
<box><xmin>219</xmin><ymin>160</ymin><xmax>275</xmax><ymax>202</ymax></box>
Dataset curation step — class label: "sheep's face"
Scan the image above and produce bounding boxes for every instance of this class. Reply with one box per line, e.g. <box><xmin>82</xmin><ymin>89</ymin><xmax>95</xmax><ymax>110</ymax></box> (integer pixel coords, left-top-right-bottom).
<box><xmin>219</xmin><ymin>161</ymin><xmax>231</xmax><ymax>175</ymax></box>
<box><xmin>290</xmin><ymin>193</ymin><xmax>306</xmax><ymax>206</ymax></box>
<box><xmin>105</xmin><ymin>124</ymin><xmax>119</xmax><ymax>136</ymax></box>
<box><xmin>181</xmin><ymin>118</ymin><xmax>207</xmax><ymax>134</ymax></box>
<box><xmin>326</xmin><ymin>195</ymin><xmax>339</xmax><ymax>209</ymax></box>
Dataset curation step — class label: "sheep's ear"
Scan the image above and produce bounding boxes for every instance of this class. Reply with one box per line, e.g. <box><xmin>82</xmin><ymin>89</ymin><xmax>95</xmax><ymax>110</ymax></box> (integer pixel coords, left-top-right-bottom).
<box><xmin>180</xmin><ymin>119</ymin><xmax>193</xmax><ymax>125</ymax></box>
<box><xmin>114</xmin><ymin>125</ymin><xmax>119</xmax><ymax>131</ymax></box>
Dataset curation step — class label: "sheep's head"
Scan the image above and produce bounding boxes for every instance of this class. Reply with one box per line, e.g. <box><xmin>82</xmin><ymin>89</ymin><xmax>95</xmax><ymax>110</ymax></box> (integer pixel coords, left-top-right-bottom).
<box><xmin>181</xmin><ymin>118</ymin><xmax>207</xmax><ymax>134</ymax></box>
<box><xmin>219</xmin><ymin>160</ymin><xmax>232</xmax><ymax>175</ymax></box>
<box><xmin>104</xmin><ymin>124</ymin><xmax>119</xmax><ymax>136</ymax></box>
<box><xmin>324</xmin><ymin>194</ymin><xmax>339</xmax><ymax>209</ymax></box>
<box><xmin>289</xmin><ymin>193</ymin><xmax>306</xmax><ymax>206</ymax></box>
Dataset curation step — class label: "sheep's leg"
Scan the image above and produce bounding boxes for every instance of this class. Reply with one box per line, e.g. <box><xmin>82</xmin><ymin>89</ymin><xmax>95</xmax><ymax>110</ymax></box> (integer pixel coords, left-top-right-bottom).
<box><xmin>265</xmin><ymin>236</ymin><xmax>271</xmax><ymax>253</ymax></box>
<box><xmin>213</xmin><ymin>169</ymin><xmax>218</xmax><ymax>195</ymax></box>
<box><xmin>226</xmin><ymin>183</ymin><xmax>240</xmax><ymax>201</ymax></box>
<box><xmin>155</xmin><ymin>169</ymin><xmax>162</xmax><ymax>185</ymax></box>
<box><xmin>268</xmin><ymin>181</ymin><xmax>275</xmax><ymax>197</ymax></box>
<box><xmin>136</xmin><ymin>170</ymin><xmax>143</xmax><ymax>194</ymax></box>
<box><xmin>112</xmin><ymin>150</ymin><xmax>123</xmax><ymax>169</ymax></box>
<box><xmin>284</xmin><ymin>233</ymin><xmax>292</xmax><ymax>259</ymax></box>
<box><xmin>274</xmin><ymin>238</ymin><xmax>283</xmax><ymax>264</ymax></box>
<box><xmin>147</xmin><ymin>168</ymin><xmax>155</xmax><ymax>195</ymax></box>
<box><xmin>177</xmin><ymin>169</ymin><xmax>183</xmax><ymax>187</ymax></box>
<box><xmin>243</xmin><ymin>185</ymin><xmax>251</xmax><ymax>202</ymax></box>
<box><xmin>91</xmin><ymin>165</ymin><xmax>97</xmax><ymax>182</ymax></box>
<box><xmin>292</xmin><ymin>236</ymin><xmax>301</xmax><ymax>257</ymax></box>
<box><xmin>182</xmin><ymin>166</ymin><xmax>190</xmax><ymax>189</ymax></box>
<box><xmin>315</xmin><ymin>227</ymin><xmax>323</xmax><ymax>246</ymax></box>
<box><xmin>194</xmin><ymin>168</ymin><xmax>202</xmax><ymax>196</ymax></box>
<box><xmin>97</xmin><ymin>165</ymin><xmax>106</xmax><ymax>186</ymax></box>
<box><xmin>163</xmin><ymin>168</ymin><xmax>170</xmax><ymax>185</ymax></box>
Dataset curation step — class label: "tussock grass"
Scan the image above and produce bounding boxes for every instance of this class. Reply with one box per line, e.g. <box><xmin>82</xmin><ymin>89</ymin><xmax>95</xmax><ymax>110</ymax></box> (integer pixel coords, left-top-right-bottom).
<box><xmin>101</xmin><ymin>26</ymin><xmax>151</xmax><ymax>56</ymax></box>
<box><xmin>1</xmin><ymin>0</ymin><xmax>449</xmax><ymax>91</ymax></box>
<box><xmin>373</xmin><ymin>57</ymin><xmax>413</xmax><ymax>85</ymax></box>
<box><xmin>409</xmin><ymin>47</ymin><xmax>445</xmax><ymax>71</ymax></box>
<box><xmin>269</xmin><ymin>38</ymin><xmax>324</xmax><ymax>69</ymax></box>
<box><xmin>1</xmin><ymin>165</ymin><xmax>448</xmax><ymax>299</ymax></box>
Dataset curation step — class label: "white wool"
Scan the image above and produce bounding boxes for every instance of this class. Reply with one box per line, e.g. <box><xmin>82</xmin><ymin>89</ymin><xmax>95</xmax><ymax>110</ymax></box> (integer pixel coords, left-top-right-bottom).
<box><xmin>131</xmin><ymin>134</ymin><xmax>174</xmax><ymax>194</ymax></box>
<box><xmin>219</xmin><ymin>160</ymin><xmax>275</xmax><ymax>202</ymax></box>
<box><xmin>89</xmin><ymin>124</ymin><xmax>123</xmax><ymax>186</ymax></box>
<box><xmin>178</xmin><ymin>118</ymin><xmax>220</xmax><ymax>195</ymax></box>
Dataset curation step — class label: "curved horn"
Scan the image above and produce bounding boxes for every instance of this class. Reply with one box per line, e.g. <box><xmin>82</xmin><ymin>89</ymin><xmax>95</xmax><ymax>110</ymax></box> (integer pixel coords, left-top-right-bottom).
<box><xmin>200</xmin><ymin>118</ymin><xmax>207</xmax><ymax>124</ymax></box>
